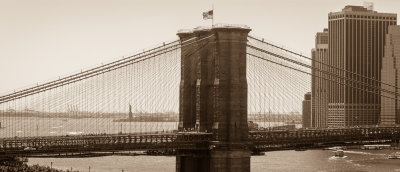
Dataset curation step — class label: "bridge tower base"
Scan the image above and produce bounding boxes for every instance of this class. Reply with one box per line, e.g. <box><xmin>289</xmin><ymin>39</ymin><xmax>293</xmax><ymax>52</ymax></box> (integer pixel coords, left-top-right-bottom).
<box><xmin>210</xmin><ymin>149</ymin><xmax>251</xmax><ymax>172</ymax></box>
<box><xmin>176</xmin><ymin>150</ymin><xmax>210</xmax><ymax>172</ymax></box>
<box><xmin>176</xmin><ymin>149</ymin><xmax>251</xmax><ymax>172</ymax></box>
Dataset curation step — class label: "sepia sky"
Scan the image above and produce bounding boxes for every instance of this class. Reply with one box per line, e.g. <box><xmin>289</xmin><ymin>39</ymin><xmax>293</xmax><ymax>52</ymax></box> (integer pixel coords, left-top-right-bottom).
<box><xmin>0</xmin><ymin>0</ymin><xmax>399</xmax><ymax>94</ymax></box>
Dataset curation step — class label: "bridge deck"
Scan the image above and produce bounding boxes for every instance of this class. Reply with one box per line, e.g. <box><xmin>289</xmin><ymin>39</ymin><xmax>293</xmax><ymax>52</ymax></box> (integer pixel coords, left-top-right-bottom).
<box><xmin>0</xmin><ymin>127</ymin><xmax>399</xmax><ymax>157</ymax></box>
<box><xmin>0</xmin><ymin>132</ymin><xmax>212</xmax><ymax>157</ymax></box>
<box><xmin>250</xmin><ymin>126</ymin><xmax>400</xmax><ymax>151</ymax></box>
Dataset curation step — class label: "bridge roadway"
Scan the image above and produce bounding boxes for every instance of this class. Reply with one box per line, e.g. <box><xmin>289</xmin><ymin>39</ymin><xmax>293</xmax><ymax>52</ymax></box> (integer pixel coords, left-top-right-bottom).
<box><xmin>0</xmin><ymin>132</ymin><xmax>213</xmax><ymax>157</ymax></box>
<box><xmin>250</xmin><ymin>126</ymin><xmax>400</xmax><ymax>151</ymax></box>
<box><xmin>0</xmin><ymin>126</ymin><xmax>399</xmax><ymax>157</ymax></box>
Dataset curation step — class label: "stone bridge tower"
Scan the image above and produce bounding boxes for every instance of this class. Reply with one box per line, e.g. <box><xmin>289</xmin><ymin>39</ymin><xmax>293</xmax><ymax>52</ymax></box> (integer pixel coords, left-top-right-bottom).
<box><xmin>177</xmin><ymin>25</ymin><xmax>251</xmax><ymax>172</ymax></box>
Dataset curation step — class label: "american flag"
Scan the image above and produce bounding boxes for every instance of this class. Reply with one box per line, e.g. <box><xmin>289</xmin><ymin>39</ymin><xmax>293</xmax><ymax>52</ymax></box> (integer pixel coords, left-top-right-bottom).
<box><xmin>203</xmin><ymin>10</ymin><xmax>213</xmax><ymax>20</ymax></box>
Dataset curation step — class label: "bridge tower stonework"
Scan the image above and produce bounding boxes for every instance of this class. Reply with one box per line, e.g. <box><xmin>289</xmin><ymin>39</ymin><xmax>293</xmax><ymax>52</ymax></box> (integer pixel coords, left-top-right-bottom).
<box><xmin>177</xmin><ymin>25</ymin><xmax>251</xmax><ymax>172</ymax></box>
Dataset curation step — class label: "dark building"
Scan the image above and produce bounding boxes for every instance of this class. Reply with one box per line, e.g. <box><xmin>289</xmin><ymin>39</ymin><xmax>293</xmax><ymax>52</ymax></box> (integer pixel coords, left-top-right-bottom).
<box><xmin>311</xmin><ymin>28</ymin><xmax>329</xmax><ymax>128</ymax></box>
<box><xmin>327</xmin><ymin>5</ymin><xmax>397</xmax><ymax>127</ymax></box>
<box><xmin>302</xmin><ymin>92</ymin><xmax>312</xmax><ymax>128</ymax></box>
<box><xmin>381</xmin><ymin>25</ymin><xmax>400</xmax><ymax>125</ymax></box>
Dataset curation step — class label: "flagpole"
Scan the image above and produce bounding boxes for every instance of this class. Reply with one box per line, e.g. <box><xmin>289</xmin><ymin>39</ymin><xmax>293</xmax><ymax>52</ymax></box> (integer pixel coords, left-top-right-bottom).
<box><xmin>212</xmin><ymin>4</ymin><xmax>214</xmax><ymax>27</ymax></box>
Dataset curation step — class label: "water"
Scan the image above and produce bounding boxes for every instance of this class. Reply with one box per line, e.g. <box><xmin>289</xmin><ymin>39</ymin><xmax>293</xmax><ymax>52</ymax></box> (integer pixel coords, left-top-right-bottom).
<box><xmin>27</xmin><ymin>149</ymin><xmax>400</xmax><ymax>172</ymax></box>
<box><xmin>0</xmin><ymin>117</ymin><xmax>178</xmax><ymax>137</ymax></box>
<box><xmin>28</xmin><ymin>156</ymin><xmax>175</xmax><ymax>172</ymax></box>
<box><xmin>252</xmin><ymin>150</ymin><xmax>400</xmax><ymax>172</ymax></box>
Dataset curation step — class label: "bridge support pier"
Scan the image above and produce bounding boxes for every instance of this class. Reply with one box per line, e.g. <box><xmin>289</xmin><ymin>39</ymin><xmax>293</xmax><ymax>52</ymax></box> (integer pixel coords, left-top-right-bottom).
<box><xmin>210</xmin><ymin>149</ymin><xmax>251</xmax><ymax>172</ymax></box>
<box><xmin>176</xmin><ymin>149</ymin><xmax>250</xmax><ymax>172</ymax></box>
<box><xmin>176</xmin><ymin>150</ymin><xmax>210</xmax><ymax>172</ymax></box>
<box><xmin>177</xmin><ymin>25</ymin><xmax>251</xmax><ymax>172</ymax></box>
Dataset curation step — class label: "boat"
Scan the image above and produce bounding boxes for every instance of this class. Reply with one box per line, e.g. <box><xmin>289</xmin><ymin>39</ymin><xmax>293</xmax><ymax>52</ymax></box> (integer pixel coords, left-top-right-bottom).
<box><xmin>362</xmin><ymin>145</ymin><xmax>391</xmax><ymax>150</ymax></box>
<box><xmin>327</xmin><ymin>146</ymin><xmax>344</xmax><ymax>151</ymax></box>
<box><xmin>388</xmin><ymin>152</ymin><xmax>400</xmax><ymax>159</ymax></box>
<box><xmin>334</xmin><ymin>149</ymin><xmax>344</xmax><ymax>157</ymax></box>
<box><xmin>252</xmin><ymin>152</ymin><xmax>265</xmax><ymax>155</ymax></box>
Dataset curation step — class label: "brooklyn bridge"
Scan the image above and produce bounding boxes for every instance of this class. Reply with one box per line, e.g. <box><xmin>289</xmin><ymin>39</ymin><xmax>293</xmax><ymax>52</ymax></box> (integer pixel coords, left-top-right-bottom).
<box><xmin>0</xmin><ymin>25</ymin><xmax>399</xmax><ymax>172</ymax></box>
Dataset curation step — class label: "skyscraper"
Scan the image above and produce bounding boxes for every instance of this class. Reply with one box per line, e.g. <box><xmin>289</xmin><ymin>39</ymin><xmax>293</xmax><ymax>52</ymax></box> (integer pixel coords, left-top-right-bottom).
<box><xmin>311</xmin><ymin>28</ymin><xmax>329</xmax><ymax>128</ymax></box>
<box><xmin>327</xmin><ymin>6</ymin><xmax>397</xmax><ymax>127</ymax></box>
<box><xmin>302</xmin><ymin>92</ymin><xmax>312</xmax><ymax>128</ymax></box>
<box><xmin>381</xmin><ymin>25</ymin><xmax>400</xmax><ymax>125</ymax></box>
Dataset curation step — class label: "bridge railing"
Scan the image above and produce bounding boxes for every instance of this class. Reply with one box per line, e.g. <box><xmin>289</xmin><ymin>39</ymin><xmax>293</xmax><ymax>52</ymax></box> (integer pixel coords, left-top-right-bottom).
<box><xmin>249</xmin><ymin>126</ymin><xmax>400</xmax><ymax>151</ymax></box>
<box><xmin>0</xmin><ymin>132</ymin><xmax>213</xmax><ymax>156</ymax></box>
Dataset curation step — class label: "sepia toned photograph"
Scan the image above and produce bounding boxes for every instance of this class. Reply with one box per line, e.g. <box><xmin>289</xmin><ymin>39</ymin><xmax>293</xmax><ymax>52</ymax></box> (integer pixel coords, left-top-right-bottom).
<box><xmin>0</xmin><ymin>0</ymin><xmax>399</xmax><ymax>171</ymax></box>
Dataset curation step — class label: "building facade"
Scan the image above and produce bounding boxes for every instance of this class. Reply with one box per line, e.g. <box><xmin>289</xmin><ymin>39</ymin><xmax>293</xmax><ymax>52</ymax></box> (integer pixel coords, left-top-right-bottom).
<box><xmin>381</xmin><ymin>26</ymin><xmax>400</xmax><ymax>125</ymax></box>
<box><xmin>327</xmin><ymin>6</ymin><xmax>397</xmax><ymax>127</ymax></box>
<box><xmin>311</xmin><ymin>28</ymin><xmax>329</xmax><ymax>128</ymax></box>
<box><xmin>302</xmin><ymin>92</ymin><xmax>312</xmax><ymax>128</ymax></box>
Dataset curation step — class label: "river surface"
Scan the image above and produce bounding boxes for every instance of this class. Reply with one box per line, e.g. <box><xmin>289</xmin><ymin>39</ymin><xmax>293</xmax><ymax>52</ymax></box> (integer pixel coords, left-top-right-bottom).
<box><xmin>0</xmin><ymin>117</ymin><xmax>179</xmax><ymax>137</ymax></box>
<box><xmin>28</xmin><ymin>149</ymin><xmax>400</xmax><ymax>172</ymax></box>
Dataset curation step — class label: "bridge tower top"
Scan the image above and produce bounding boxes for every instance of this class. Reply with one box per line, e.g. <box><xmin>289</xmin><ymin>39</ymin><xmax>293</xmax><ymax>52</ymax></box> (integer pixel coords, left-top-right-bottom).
<box><xmin>177</xmin><ymin>24</ymin><xmax>251</xmax><ymax>143</ymax></box>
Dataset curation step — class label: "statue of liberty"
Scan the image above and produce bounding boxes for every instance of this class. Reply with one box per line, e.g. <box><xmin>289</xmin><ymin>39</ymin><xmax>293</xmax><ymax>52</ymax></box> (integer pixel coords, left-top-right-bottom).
<box><xmin>128</xmin><ymin>104</ymin><xmax>133</xmax><ymax>120</ymax></box>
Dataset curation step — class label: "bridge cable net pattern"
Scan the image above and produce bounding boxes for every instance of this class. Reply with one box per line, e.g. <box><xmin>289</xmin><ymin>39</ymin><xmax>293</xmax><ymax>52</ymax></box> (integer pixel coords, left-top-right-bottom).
<box><xmin>247</xmin><ymin>35</ymin><xmax>400</xmax><ymax>129</ymax></box>
<box><xmin>247</xmin><ymin>36</ymin><xmax>310</xmax><ymax>130</ymax></box>
<box><xmin>0</xmin><ymin>36</ymin><xmax>212</xmax><ymax>139</ymax></box>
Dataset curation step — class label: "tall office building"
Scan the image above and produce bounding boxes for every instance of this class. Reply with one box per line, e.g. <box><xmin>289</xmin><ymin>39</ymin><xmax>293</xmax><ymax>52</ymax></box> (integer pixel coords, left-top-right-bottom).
<box><xmin>327</xmin><ymin>6</ymin><xmax>397</xmax><ymax>127</ymax></box>
<box><xmin>381</xmin><ymin>26</ymin><xmax>400</xmax><ymax>125</ymax></box>
<box><xmin>302</xmin><ymin>92</ymin><xmax>312</xmax><ymax>128</ymax></box>
<box><xmin>311</xmin><ymin>28</ymin><xmax>329</xmax><ymax>128</ymax></box>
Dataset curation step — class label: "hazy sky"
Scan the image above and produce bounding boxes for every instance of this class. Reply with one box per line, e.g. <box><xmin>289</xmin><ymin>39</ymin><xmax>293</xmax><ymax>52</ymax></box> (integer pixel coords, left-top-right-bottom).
<box><xmin>0</xmin><ymin>0</ymin><xmax>399</xmax><ymax>94</ymax></box>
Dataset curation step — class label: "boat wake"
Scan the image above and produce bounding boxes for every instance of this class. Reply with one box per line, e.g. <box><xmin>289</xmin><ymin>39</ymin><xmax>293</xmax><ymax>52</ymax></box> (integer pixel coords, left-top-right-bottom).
<box><xmin>68</xmin><ymin>131</ymin><xmax>84</xmax><ymax>135</ymax></box>
<box><xmin>328</xmin><ymin>155</ymin><xmax>347</xmax><ymax>160</ymax></box>
<box><xmin>344</xmin><ymin>151</ymin><xmax>385</xmax><ymax>156</ymax></box>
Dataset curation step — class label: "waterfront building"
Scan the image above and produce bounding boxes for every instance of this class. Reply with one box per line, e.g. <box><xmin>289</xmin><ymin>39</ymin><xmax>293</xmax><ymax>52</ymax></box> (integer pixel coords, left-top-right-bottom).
<box><xmin>327</xmin><ymin>5</ymin><xmax>397</xmax><ymax>127</ymax></box>
<box><xmin>311</xmin><ymin>28</ymin><xmax>329</xmax><ymax>128</ymax></box>
<box><xmin>381</xmin><ymin>26</ymin><xmax>400</xmax><ymax>125</ymax></box>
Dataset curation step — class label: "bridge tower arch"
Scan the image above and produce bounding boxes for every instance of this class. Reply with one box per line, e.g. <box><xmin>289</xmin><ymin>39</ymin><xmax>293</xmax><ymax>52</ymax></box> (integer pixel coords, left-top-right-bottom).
<box><xmin>177</xmin><ymin>25</ymin><xmax>251</xmax><ymax>172</ymax></box>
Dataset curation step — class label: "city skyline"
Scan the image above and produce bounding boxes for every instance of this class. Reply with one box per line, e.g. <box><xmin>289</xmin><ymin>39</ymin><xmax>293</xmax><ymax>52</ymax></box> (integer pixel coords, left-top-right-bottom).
<box><xmin>327</xmin><ymin>5</ymin><xmax>396</xmax><ymax>127</ymax></box>
<box><xmin>307</xmin><ymin>5</ymin><xmax>399</xmax><ymax>128</ymax></box>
